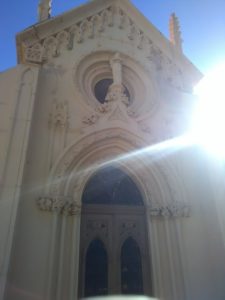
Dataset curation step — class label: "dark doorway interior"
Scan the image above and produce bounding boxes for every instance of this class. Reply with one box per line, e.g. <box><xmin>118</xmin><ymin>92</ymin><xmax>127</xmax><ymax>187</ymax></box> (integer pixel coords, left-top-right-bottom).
<box><xmin>79</xmin><ymin>166</ymin><xmax>152</xmax><ymax>297</ymax></box>
<box><xmin>85</xmin><ymin>239</ymin><xmax>108</xmax><ymax>297</ymax></box>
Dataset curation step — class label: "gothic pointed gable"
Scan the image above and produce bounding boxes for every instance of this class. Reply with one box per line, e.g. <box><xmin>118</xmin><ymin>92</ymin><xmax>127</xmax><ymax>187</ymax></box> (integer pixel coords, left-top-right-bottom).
<box><xmin>16</xmin><ymin>0</ymin><xmax>201</xmax><ymax>84</ymax></box>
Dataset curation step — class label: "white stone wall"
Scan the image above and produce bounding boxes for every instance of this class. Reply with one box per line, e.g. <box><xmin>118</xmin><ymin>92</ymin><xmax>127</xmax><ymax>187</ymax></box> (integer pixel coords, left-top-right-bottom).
<box><xmin>1</xmin><ymin>1</ymin><xmax>225</xmax><ymax>300</ymax></box>
<box><xmin>0</xmin><ymin>65</ymin><xmax>40</xmax><ymax>299</ymax></box>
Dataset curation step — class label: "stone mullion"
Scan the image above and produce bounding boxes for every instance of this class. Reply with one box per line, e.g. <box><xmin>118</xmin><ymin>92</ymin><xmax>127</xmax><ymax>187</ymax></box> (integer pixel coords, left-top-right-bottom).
<box><xmin>37</xmin><ymin>195</ymin><xmax>81</xmax><ymax>300</ymax></box>
<box><xmin>147</xmin><ymin>205</ymin><xmax>189</xmax><ymax>300</ymax></box>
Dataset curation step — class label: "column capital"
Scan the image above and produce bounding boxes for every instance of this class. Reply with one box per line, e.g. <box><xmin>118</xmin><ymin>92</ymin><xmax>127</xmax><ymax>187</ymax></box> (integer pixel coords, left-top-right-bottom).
<box><xmin>37</xmin><ymin>196</ymin><xmax>81</xmax><ymax>216</ymax></box>
<box><xmin>147</xmin><ymin>201</ymin><xmax>190</xmax><ymax>218</ymax></box>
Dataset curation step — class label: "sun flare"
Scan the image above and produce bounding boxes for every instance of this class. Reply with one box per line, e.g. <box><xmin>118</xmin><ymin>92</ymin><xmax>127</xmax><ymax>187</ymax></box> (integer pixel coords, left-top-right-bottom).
<box><xmin>191</xmin><ymin>62</ymin><xmax>225</xmax><ymax>158</ymax></box>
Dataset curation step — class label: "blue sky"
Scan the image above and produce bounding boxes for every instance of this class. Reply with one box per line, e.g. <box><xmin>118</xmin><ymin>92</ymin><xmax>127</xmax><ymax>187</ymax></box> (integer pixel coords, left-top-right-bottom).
<box><xmin>1</xmin><ymin>0</ymin><xmax>225</xmax><ymax>73</ymax></box>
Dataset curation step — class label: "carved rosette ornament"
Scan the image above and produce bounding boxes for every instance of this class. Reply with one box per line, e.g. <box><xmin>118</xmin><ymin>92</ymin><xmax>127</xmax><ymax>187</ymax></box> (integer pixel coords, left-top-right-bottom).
<box><xmin>82</xmin><ymin>113</ymin><xmax>99</xmax><ymax>126</ymax></box>
<box><xmin>148</xmin><ymin>201</ymin><xmax>190</xmax><ymax>218</ymax></box>
<box><xmin>37</xmin><ymin>196</ymin><xmax>81</xmax><ymax>215</ymax></box>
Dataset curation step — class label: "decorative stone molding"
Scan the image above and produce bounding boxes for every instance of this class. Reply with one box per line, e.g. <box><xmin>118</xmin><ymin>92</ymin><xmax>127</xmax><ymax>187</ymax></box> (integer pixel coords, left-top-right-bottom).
<box><xmin>75</xmin><ymin>51</ymin><xmax>153</xmax><ymax>117</ymax></box>
<box><xmin>148</xmin><ymin>201</ymin><xmax>190</xmax><ymax>218</ymax></box>
<box><xmin>105</xmin><ymin>84</ymin><xmax>129</xmax><ymax>106</ymax></box>
<box><xmin>169</xmin><ymin>13</ymin><xmax>183</xmax><ymax>53</ymax></box>
<box><xmin>120</xmin><ymin>220</ymin><xmax>139</xmax><ymax>236</ymax></box>
<box><xmin>22</xmin><ymin>3</ymin><xmax>185</xmax><ymax>91</ymax></box>
<box><xmin>24</xmin><ymin>43</ymin><xmax>43</xmax><ymax>64</ymax></box>
<box><xmin>82</xmin><ymin>113</ymin><xmax>99</xmax><ymax>126</ymax></box>
<box><xmin>137</xmin><ymin>120</ymin><xmax>152</xmax><ymax>134</ymax></box>
<box><xmin>85</xmin><ymin>220</ymin><xmax>108</xmax><ymax>238</ymax></box>
<box><xmin>37</xmin><ymin>196</ymin><xmax>81</xmax><ymax>215</ymax></box>
<box><xmin>38</xmin><ymin>0</ymin><xmax>52</xmax><ymax>22</ymax></box>
<box><xmin>47</xmin><ymin>100</ymin><xmax>69</xmax><ymax>170</ymax></box>
<box><xmin>127</xmin><ymin>108</ymin><xmax>139</xmax><ymax>119</ymax></box>
<box><xmin>49</xmin><ymin>129</ymin><xmax>147</xmax><ymax>194</ymax></box>
<box><xmin>96</xmin><ymin>102</ymin><xmax>112</xmax><ymax>114</ymax></box>
<box><xmin>49</xmin><ymin>101</ymin><xmax>68</xmax><ymax>128</ymax></box>
<box><xmin>110</xmin><ymin>52</ymin><xmax>123</xmax><ymax>85</ymax></box>
<box><xmin>108</xmin><ymin>106</ymin><xmax>128</xmax><ymax>123</ymax></box>
<box><xmin>63</xmin><ymin>199</ymin><xmax>81</xmax><ymax>215</ymax></box>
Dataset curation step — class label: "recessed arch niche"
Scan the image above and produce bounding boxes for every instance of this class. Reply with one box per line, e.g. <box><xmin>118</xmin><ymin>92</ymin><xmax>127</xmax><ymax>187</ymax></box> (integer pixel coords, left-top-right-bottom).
<box><xmin>74</xmin><ymin>51</ymin><xmax>159</xmax><ymax>114</ymax></box>
<box><xmin>78</xmin><ymin>166</ymin><xmax>152</xmax><ymax>297</ymax></box>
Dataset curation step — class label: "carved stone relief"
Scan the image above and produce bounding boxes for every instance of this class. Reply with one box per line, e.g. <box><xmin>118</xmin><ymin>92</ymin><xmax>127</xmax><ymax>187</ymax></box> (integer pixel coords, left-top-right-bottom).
<box><xmin>49</xmin><ymin>101</ymin><xmax>68</xmax><ymax>128</ymax></box>
<box><xmin>148</xmin><ymin>201</ymin><xmax>190</xmax><ymax>218</ymax></box>
<box><xmin>22</xmin><ymin>3</ymin><xmax>186</xmax><ymax>91</ymax></box>
<box><xmin>37</xmin><ymin>196</ymin><xmax>190</xmax><ymax>218</ymax></box>
<box><xmin>37</xmin><ymin>196</ymin><xmax>81</xmax><ymax>215</ymax></box>
<box><xmin>96</xmin><ymin>102</ymin><xmax>112</xmax><ymax>114</ymax></box>
<box><xmin>24</xmin><ymin>43</ymin><xmax>43</xmax><ymax>64</ymax></box>
<box><xmin>137</xmin><ymin>120</ymin><xmax>152</xmax><ymax>134</ymax></box>
<box><xmin>105</xmin><ymin>84</ymin><xmax>129</xmax><ymax>106</ymax></box>
<box><xmin>85</xmin><ymin>220</ymin><xmax>108</xmax><ymax>239</ymax></box>
<box><xmin>47</xmin><ymin>100</ymin><xmax>69</xmax><ymax>170</ymax></box>
<box><xmin>108</xmin><ymin>107</ymin><xmax>128</xmax><ymax>123</ymax></box>
<box><xmin>82</xmin><ymin>113</ymin><xmax>99</xmax><ymax>126</ymax></box>
<box><xmin>81</xmin><ymin>53</ymin><xmax>132</xmax><ymax>128</ymax></box>
<box><xmin>120</xmin><ymin>220</ymin><xmax>139</xmax><ymax>237</ymax></box>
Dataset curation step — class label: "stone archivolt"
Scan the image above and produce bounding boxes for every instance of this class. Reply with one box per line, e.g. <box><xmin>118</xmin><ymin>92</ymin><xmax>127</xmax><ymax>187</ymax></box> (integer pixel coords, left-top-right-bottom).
<box><xmin>38</xmin><ymin>127</ymin><xmax>191</xmax><ymax>219</ymax></box>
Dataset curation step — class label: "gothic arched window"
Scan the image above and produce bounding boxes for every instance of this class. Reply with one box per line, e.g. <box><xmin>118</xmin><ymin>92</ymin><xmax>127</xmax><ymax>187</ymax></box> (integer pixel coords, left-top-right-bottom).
<box><xmin>121</xmin><ymin>237</ymin><xmax>143</xmax><ymax>294</ymax></box>
<box><xmin>85</xmin><ymin>239</ymin><xmax>108</xmax><ymax>297</ymax></box>
<box><xmin>82</xmin><ymin>166</ymin><xmax>143</xmax><ymax>206</ymax></box>
<box><xmin>79</xmin><ymin>166</ymin><xmax>152</xmax><ymax>297</ymax></box>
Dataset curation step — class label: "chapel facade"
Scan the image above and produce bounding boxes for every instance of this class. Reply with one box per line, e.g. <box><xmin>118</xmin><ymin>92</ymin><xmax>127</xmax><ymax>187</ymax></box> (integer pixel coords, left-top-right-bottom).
<box><xmin>1</xmin><ymin>1</ymin><xmax>225</xmax><ymax>300</ymax></box>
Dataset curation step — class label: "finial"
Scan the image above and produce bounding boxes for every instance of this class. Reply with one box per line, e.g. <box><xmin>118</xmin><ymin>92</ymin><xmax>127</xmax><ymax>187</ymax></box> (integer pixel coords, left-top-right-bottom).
<box><xmin>169</xmin><ymin>13</ymin><xmax>183</xmax><ymax>53</ymax></box>
<box><xmin>38</xmin><ymin>0</ymin><xmax>52</xmax><ymax>22</ymax></box>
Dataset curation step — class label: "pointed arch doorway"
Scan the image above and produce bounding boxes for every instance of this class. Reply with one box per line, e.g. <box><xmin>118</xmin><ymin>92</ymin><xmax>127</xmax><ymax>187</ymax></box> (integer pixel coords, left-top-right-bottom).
<box><xmin>78</xmin><ymin>166</ymin><xmax>152</xmax><ymax>297</ymax></box>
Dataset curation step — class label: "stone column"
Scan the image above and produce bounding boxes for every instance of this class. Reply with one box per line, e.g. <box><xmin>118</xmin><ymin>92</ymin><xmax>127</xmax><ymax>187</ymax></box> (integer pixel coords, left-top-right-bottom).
<box><xmin>47</xmin><ymin>101</ymin><xmax>68</xmax><ymax>170</ymax></box>
<box><xmin>110</xmin><ymin>52</ymin><xmax>122</xmax><ymax>85</ymax></box>
<box><xmin>69</xmin><ymin>210</ymin><xmax>81</xmax><ymax>300</ymax></box>
<box><xmin>37</xmin><ymin>196</ymin><xmax>81</xmax><ymax>300</ymax></box>
<box><xmin>105</xmin><ymin>53</ymin><xmax>129</xmax><ymax>106</ymax></box>
<box><xmin>147</xmin><ymin>202</ymin><xmax>190</xmax><ymax>300</ymax></box>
